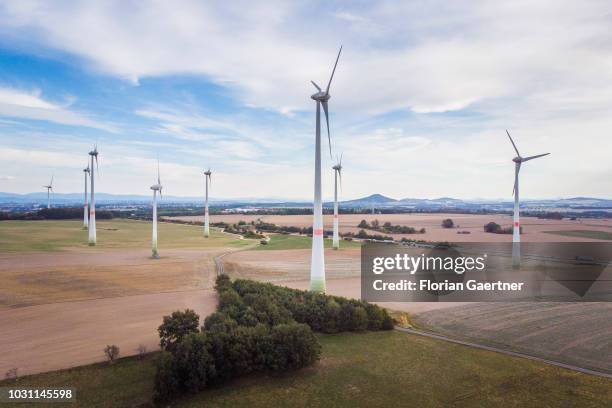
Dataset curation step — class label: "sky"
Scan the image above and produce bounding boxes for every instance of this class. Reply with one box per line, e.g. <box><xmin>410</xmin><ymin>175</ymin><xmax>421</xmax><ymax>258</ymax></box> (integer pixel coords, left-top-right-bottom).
<box><xmin>0</xmin><ymin>0</ymin><xmax>611</xmax><ymax>200</ymax></box>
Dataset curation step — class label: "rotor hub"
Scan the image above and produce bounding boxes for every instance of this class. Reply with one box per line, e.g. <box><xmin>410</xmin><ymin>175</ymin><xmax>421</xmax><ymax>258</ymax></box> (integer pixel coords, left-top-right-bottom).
<box><xmin>311</xmin><ymin>91</ymin><xmax>330</xmax><ymax>102</ymax></box>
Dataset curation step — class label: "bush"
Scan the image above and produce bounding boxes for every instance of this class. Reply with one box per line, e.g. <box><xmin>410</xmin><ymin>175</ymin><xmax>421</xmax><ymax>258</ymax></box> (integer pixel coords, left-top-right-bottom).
<box><xmin>104</xmin><ymin>345</ymin><xmax>120</xmax><ymax>363</ymax></box>
<box><xmin>158</xmin><ymin>309</ymin><xmax>200</xmax><ymax>351</ymax></box>
<box><xmin>484</xmin><ymin>222</ymin><xmax>502</xmax><ymax>233</ymax></box>
<box><xmin>441</xmin><ymin>218</ymin><xmax>454</xmax><ymax>228</ymax></box>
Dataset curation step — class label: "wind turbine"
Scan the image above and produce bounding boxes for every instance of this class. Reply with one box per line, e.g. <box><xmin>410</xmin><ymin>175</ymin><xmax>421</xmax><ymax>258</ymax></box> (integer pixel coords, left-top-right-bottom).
<box><xmin>88</xmin><ymin>145</ymin><xmax>99</xmax><ymax>246</ymax></box>
<box><xmin>82</xmin><ymin>165</ymin><xmax>90</xmax><ymax>229</ymax></box>
<box><xmin>42</xmin><ymin>176</ymin><xmax>53</xmax><ymax>209</ymax></box>
<box><xmin>332</xmin><ymin>154</ymin><xmax>343</xmax><ymax>250</ymax></box>
<box><xmin>151</xmin><ymin>160</ymin><xmax>163</xmax><ymax>258</ymax></box>
<box><xmin>506</xmin><ymin>130</ymin><xmax>550</xmax><ymax>268</ymax></box>
<box><xmin>309</xmin><ymin>45</ymin><xmax>342</xmax><ymax>292</ymax></box>
<box><xmin>203</xmin><ymin>169</ymin><xmax>212</xmax><ymax>238</ymax></box>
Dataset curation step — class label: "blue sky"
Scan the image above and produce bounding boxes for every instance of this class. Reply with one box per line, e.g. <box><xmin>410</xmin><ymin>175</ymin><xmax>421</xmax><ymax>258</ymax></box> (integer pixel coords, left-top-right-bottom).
<box><xmin>0</xmin><ymin>0</ymin><xmax>611</xmax><ymax>200</ymax></box>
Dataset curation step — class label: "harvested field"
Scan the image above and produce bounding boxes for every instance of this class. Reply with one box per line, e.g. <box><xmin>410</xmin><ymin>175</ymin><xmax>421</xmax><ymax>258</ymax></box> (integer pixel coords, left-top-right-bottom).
<box><xmin>222</xmin><ymin>248</ymin><xmax>361</xmax><ymax>282</ymax></box>
<box><xmin>168</xmin><ymin>213</ymin><xmax>612</xmax><ymax>242</ymax></box>
<box><xmin>0</xmin><ymin>219</ymin><xmax>254</xmax><ymax>308</ymax></box>
<box><xmin>0</xmin><ymin>289</ymin><xmax>218</xmax><ymax>376</ymax></box>
<box><xmin>0</xmin><ymin>248</ymin><xmax>225</xmax><ymax>308</ymax></box>
<box><xmin>415</xmin><ymin>302</ymin><xmax>612</xmax><ymax>374</ymax></box>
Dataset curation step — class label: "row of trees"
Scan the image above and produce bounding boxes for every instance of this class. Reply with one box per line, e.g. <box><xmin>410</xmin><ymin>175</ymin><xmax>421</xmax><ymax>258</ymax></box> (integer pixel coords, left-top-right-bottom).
<box><xmin>356</xmin><ymin>219</ymin><xmax>426</xmax><ymax>234</ymax></box>
<box><xmin>483</xmin><ymin>222</ymin><xmax>522</xmax><ymax>234</ymax></box>
<box><xmin>154</xmin><ymin>275</ymin><xmax>394</xmax><ymax>401</ymax></box>
<box><xmin>0</xmin><ymin>208</ymin><xmax>114</xmax><ymax>221</ymax></box>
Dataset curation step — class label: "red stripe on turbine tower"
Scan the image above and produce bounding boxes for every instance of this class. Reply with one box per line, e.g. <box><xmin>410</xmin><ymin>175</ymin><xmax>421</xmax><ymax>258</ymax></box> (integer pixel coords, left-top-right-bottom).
<box><xmin>314</xmin><ymin>229</ymin><xmax>324</xmax><ymax>236</ymax></box>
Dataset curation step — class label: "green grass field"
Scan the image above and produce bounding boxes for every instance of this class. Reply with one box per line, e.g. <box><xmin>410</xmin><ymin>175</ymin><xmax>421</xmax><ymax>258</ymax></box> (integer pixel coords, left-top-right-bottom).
<box><xmin>2</xmin><ymin>331</ymin><xmax>610</xmax><ymax>407</ymax></box>
<box><xmin>543</xmin><ymin>230</ymin><xmax>612</xmax><ymax>241</ymax></box>
<box><xmin>0</xmin><ymin>219</ymin><xmax>251</xmax><ymax>252</ymax></box>
<box><xmin>255</xmin><ymin>234</ymin><xmax>361</xmax><ymax>251</ymax></box>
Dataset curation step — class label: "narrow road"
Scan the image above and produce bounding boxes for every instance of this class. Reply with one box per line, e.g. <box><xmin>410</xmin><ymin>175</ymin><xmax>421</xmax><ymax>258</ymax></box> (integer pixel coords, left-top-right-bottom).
<box><xmin>395</xmin><ymin>326</ymin><xmax>612</xmax><ymax>379</ymax></box>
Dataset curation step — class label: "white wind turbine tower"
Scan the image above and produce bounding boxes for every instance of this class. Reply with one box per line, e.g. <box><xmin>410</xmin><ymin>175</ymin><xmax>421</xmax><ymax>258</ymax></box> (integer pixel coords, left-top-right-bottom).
<box><xmin>88</xmin><ymin>145</ymin><xmax>99</xmax><ymax>246</ymax></box>
<box><xmin>332</xmin><ymin>154</ymin><xmax>343</xmax><ymax>250</ymax></box>
<box><xmin>82</xmin><ymin>165</ymin><xmax>90</xmax><ymax>229</ymax></box>
<box><xmin>506</xmin><ymin>130</ymin><xmax>550</xmax><ymax>268</ymax></box>
<box><xmin>42</xmin><ymin>176</ymin><xmax>53</xmax><ymax>209</ymax></box>
<box><xmin>203</xmin><ymin>169</ymin><xmax>212</xmax><ymax>238</ymax></box>
<box><xmin>309</xmin><ymin>45</ymin><xmax>342</xmax><ymax>292</ymax></box>
<box><xmin>150</xmin><ymin>160</ymin><xmax>163</xmax><ymax>258</ymax></box>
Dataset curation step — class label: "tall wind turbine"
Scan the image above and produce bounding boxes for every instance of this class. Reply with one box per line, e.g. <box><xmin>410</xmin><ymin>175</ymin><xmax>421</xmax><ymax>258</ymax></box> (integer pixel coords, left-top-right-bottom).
<box><xmin>43</xmin><ymin>176</ymin><xmax>53</xmax><ymax>209</ymax></box>
<box><xmin>83</xmin><ymin>165</ymin><xmax>90</xmax><ymax>229</ymax></box>
<box><xmin>151</xmin><ymin>160</ymin><xmax>163</xmax><ymax>258</ymax></box>
<box><xmin>309</xmin><ymin>45</ymin><xmax>342</xmax><ymax>292</ymax></box>
<box><xmin>203</xmin><ymin>169</ymin><xmax>212</xmax><ymax>238</ymax></box>
<box><xmin>506</xmin><ymin>130</ymin><xmax>550</xmax><ymax>268</ymax></box>
<box><xmin>88</xmin><ymin>146</ymin><xmax>99</xmax><ymax>246</ymax></box>
<box><xmin>332</xmin><ymin>154</ymin><xmax>343</xmax><ymax>250</ymax></box>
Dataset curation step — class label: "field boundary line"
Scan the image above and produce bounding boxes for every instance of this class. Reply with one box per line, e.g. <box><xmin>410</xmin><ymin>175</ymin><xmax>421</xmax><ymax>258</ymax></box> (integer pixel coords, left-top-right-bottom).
<box><xmin>395</xmin><ymin>326</ymin><xmax>612</xmax><ymax>379</ymax></box>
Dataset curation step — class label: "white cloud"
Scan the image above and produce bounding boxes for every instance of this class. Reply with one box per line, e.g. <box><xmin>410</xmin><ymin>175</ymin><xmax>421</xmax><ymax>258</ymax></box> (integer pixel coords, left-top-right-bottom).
<box><xmin>2</xmin><ymin>0</ymin><xmax>611</xmax><ymax>118</ymax></box>
<box><xmin>0</xmin><ymin>87</ymin><xmax>115</xmax><ymax>131</ymax></box>
<box><xmin>0</xmin><ymin>1</ymin><xmax>611</xmax><ymax>198</ymax></box>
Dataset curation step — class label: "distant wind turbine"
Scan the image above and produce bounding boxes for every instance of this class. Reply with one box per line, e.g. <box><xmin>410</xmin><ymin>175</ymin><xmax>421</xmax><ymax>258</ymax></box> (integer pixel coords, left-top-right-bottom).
<box><xmin>332</xmin><ymin>154</ymin><xmax>343</xmax><ymax>250</ymax></box>
<box><xmin>506</xmin><ymin>130</ymin><xmax>550</xmax><ymax>268</ymax></box>
<box><xmin>309</xmin><ymin>45</ymin><xmax>342</xmax><ymax>292</ymax></box>
<box><xmin>88</xmin><ymin>145</ymin><xmax>99</xmax><ymax>246</ymax></box>
<box><xmin>83</xmin><ymin>165</ymin><xmax>90</xmax><ymax>229</ymax></box>
<box><xmin>203</xmin><ymin>168</ymin><xmax>212</xmax><ymax>238</ymax></box>
<box><xmin>151</xmin><ymin>160</ymin><xmax>163</xmax><ymax>258</ymax></box>
<box><xmin>43</xmin><ymin>175</ymin><xmax>53</xmax><ymax>209</ymax></box>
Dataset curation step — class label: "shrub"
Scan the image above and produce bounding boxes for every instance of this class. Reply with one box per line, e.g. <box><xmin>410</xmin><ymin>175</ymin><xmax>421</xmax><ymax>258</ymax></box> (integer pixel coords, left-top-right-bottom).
<box><xmin>158</xmin><ymin>309</ymin><xmax>200</xmax><ymax>351</ymax></box>
<box><xmin>441</xmin><ymin>218</ymin><xmax>454</xmax><ymax>228</ymax></box>
<box><xmin>104</xmin><ymin>344</ymin><xmax>120</xmax><ymax>363</ymax></box>
<box><xmin>137</xmin><ymin>344</ymin><xmax>148</xmax><ymax>359</ymax></box>
<box><xmin>484</xmin><ymin>222</ymin><xmax>502</xmax><ymax>233</ymax></box>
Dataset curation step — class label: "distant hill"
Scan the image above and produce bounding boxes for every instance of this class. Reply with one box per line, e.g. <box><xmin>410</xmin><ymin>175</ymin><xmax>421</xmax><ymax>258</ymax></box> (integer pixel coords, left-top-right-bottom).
<box><xmin>341</xmin><ymin>194</ymin><xmax>397</xmax><ymax>205</ymax></box>
<box><xmin>0</xmin><ymin>192</ymin><xmax>610</xmax><ymax>213</ymax></box>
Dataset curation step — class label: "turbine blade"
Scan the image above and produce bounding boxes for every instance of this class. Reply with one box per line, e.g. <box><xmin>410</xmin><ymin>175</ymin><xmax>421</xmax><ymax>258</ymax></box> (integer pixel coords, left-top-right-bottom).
<box><xmin>311</xmin><ymin>81</ymin><xmax>321</xmax><ymax>91</ymax></box>
<box><xmin>522</xmin><ymin>153</ymin><xmax>550</xmax><ymax>162</ymax></box>
<box><xmin>325</xmin><ymin>45</ymin><xmax>343</xmax><ymax>94</ymax></box>
<box><xmin>506</xmin><ymin>130</ymin><xmax>521</xmax><ymax>157</ymax></box>
<box><xmin>339</xmin><ymin>168</ymin><xmax>342</xmax><ymax>193</ymax></box>
<box><xmin>322</xmin><ymin>100</ymin><xmax>332</xmax><ymax>159</ymax></box>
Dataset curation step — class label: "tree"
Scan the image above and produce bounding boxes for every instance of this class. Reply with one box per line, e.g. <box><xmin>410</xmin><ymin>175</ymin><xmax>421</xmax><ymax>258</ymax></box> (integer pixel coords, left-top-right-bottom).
<box><xmin>269</xmin><ymin>323</ymin><xmax>321</xmax><ymax>371</ymax></box>
<box><xmin>484</xmin><ymin>222</ymin><xmax>501</xmax><ymax>233</ymax></box>
<box><xmin>441</xmin><ymin>218</ymin><xmax>454</xmax><ymax>228</ymax></box>
<box><xmin>104</xmin><ymin>344</ymin><xmax>120</xmax><ymax>363</ymax></box>
<box><xmin>357</xmin><ymin>219</ymin><xmax>369</xmax><ymax>228</ymax></box>
<box><xmin>158</xmin><ymin>309</ymin><xmax>200</xmax><ymax>351</ymax></box>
